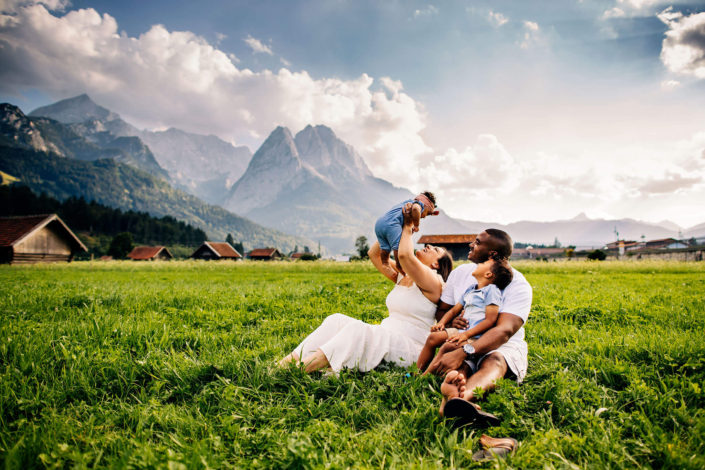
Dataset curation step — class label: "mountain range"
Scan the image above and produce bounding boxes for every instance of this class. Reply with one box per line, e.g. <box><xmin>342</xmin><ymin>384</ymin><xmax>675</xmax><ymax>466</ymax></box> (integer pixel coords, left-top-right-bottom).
<box><xmin>0</xmin><ymin>103</ymin><xmax>312</xmax><ymax>252</ymax></box>
<box><xmin>3</xmin><ymin>94</ymin><xmax>703</xmax><ymax>253</ymax></box>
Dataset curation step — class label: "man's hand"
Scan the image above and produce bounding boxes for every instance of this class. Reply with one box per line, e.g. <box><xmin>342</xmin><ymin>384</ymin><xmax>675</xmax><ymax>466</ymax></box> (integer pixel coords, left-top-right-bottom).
<box><xmin>435</xmin><ymin>345</ymin><xmax>467</xmax><ymax>375</ymax></box>
<box><xmin>451</xmin><ymin>315</ymin><xmax>469</xmax><ymax>330</ymax></box>
<box><xmin>401</xmin><ymin>202</ymin><xmax>414</xmax><ymax>226</ymax></box>
<box><xmin>430</xmin><ymin>323</ymin><xmax>445</xmax><ymax>332</ymax></box>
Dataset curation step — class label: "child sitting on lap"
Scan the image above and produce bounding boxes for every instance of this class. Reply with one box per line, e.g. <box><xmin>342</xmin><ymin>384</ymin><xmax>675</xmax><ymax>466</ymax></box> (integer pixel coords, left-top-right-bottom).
<box><xmin>374</xmin><ymin>191</ymin><xmax>439</xmax><ymax>274</ymax></box>
<box><xmin>417</xmin><ymin>256</ymin><xmax>513</xmax><ymax>374</ymax></box>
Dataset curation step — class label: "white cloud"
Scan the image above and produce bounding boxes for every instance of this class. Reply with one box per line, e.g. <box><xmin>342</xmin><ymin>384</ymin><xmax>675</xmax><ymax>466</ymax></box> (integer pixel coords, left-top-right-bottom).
<box><xmin>0</xmin><ymin>0</ymin><xmax>68</xmax><ymax>13</ymax></box>
<box><xmin>601</xmin><ymin>7</ymin><xmax>625</xmax><ymax>20</ymax></box>
<box><xmin>0</xmin><ymin>4</ymin><xmax>430</xmax><ymax>183</ymax></box>
<box><xmin>413</xmin><ymin>5</ymin><xmax>438</xmax><ymax>18</ymax></box>
<box><xmin>658</xmin><ymin>8</ymin><xmax>705</xmax><ymax>79</ymax></box>
<box><xmin>660</xmin><ymin>79</ymin><xmax>681</xmax><ymax>90</ymax></box>
<box><xmin>519</xmin><ymin>21</ymin><xmax>542</xmax><ymax>49</ymax></box>
<box><xmin>617</xmin><ymin>0</ymin><xmax>661</xmax><ymax>9</ymax></box>
<box><xmin>487</xmin><ymin>10</ymin><xmax>508</xmax><ymax>27</ymax></box>
<box><xmin>244</xmin><ymin>34</ymin><xmax>273</xmax><ymax>55</ymax></box>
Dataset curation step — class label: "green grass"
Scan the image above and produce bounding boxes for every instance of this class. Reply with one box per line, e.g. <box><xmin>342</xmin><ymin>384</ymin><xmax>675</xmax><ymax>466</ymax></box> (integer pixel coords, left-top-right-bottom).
<box><xmin>1</xmin><ymin>260</ymin><xmax>704</xmax><ymax>468</ymax></box>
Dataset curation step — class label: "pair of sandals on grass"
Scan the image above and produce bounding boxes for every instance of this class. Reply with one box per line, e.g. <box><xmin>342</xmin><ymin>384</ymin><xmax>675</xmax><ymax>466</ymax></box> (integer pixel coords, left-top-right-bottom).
<box><xmin>444</xmin><ymin>398</ymin><xmax>518</xmax><ymax>461</ymax></box>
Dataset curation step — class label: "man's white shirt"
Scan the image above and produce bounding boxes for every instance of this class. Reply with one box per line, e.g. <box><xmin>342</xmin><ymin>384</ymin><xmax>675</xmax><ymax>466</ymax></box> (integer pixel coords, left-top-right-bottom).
<box><xmin>440</xmin><ymin>263</ymin><xmax>532</xmax><ymax>345</ymax></box>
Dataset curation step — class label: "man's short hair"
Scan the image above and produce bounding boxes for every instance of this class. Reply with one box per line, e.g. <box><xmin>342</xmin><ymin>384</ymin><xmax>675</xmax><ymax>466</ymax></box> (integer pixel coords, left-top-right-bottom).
<box><xmin>485</xmin><ymin>228</ymin><xmax>513</xmax><ymax>259</ymax></box>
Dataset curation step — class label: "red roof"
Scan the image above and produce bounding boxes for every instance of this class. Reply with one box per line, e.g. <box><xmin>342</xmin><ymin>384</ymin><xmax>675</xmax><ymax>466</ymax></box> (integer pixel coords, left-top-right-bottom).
<box><xmin>207</xmin><ymin>242</ymin><xmax>241</xmax><ymax>258</ymax></box>
<box><xmin>0</xmin><ymin>214</ymin><xmax>87</xmax><ymax>251</ymax></box>
<box><xmin>290</xmin><ymin>252</ymin><xmax>305</xmax><ymax>259</ymax></box>
<box><xmin>417</xmin><ymin>234</ymin><xmax>477</xmax><ymax>244</ymax></box>
<box><xmin>128</xmin><ymin>246</ymin><xmax>171</xmax><ymax>260</ymax></box>
<box><xmin>249</xmin><ymin>248</ymin><xmax>281</xmax><ymax>257</ymax></box>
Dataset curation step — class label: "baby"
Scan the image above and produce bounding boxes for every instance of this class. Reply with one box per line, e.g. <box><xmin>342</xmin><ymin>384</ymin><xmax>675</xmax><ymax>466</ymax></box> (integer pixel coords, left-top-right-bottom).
<box><xmin>374</xmin><ymin>191</ymin><xmax>439</xmax><ymax>274</ymax></box>
<box><xmin>417</xmin><ymin>256</ymin><xmax>513</xmax><ymax>375</ymax></box>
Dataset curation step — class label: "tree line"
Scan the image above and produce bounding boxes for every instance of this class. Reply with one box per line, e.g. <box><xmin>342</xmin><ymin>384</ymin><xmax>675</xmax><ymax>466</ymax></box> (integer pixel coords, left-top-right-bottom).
<box><xmin>1</xmin><ymin>185</ymin><xmax>207</xmax><ymax>251</ymax></box>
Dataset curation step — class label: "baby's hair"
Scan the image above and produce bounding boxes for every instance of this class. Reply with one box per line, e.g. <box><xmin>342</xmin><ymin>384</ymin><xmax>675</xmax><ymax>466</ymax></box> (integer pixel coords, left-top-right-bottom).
<box><xmin>490</xmin><ymin>260</ymin><xmax>513</xmax><ymax>290</ymax></box>
<box><xmin>421</xmin><ymin>191</ymin><xmax>436</xmax><ymax>207</ymax></box>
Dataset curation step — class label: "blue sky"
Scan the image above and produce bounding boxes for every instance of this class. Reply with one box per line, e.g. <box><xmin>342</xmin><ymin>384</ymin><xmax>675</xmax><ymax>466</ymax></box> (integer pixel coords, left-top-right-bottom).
<box><xmin>1</xmin><ymin>0</ymin><xmax>705</xmax><ymax>227</ymax></box>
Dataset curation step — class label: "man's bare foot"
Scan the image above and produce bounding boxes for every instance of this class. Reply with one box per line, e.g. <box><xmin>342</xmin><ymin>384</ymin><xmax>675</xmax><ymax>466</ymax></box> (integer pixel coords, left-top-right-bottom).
<box><xmin>439</xmin><ymin>370</ymin><xmax>467</xmax><ymax>416</ymax></box>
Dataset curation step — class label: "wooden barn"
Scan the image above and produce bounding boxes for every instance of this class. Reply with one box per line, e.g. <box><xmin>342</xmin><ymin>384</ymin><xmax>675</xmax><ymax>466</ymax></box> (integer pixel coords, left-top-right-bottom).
<box><xmin>417</xmin><ymin>234</ymin><xmax>477</xmax><ymax>261</ymax></box>
<box><xmin>127</xmin><ymin>246</ymin><xmax>173</xmax><ymax>261</ymax></box>
<box><xmin>248</xmin><ymin>248</ymin><xmax>283</xmax><ymax>261</ymax></box>
<box><xmin>190</xmin><ymin>241</ymin><xmax>242</xmax><ymax>260</ymax></box>
<box><xmin>0</xmin><ymin>214</ymin><xmax>87</xmax><ymax>264</ymax></box>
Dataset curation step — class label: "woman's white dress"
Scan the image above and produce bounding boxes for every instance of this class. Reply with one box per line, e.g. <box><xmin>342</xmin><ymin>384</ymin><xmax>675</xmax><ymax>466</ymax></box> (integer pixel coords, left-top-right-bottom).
<box><xmin>292</xmin><ymin>275</ymin><xmax>439</xmax><ymax>372</ymax></box>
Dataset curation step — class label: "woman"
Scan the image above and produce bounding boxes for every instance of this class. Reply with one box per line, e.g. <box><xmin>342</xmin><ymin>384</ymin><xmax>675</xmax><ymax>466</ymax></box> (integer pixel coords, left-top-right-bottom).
<box><xmin>279</xmin><ymin>206</ymin><xmax>453</xmax><ymax>373</ymax></box>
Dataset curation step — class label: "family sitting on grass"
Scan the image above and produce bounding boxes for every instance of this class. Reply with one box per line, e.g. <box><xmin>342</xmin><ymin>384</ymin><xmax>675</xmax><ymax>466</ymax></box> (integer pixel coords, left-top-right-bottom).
<box><xmin>279</xmin><ymin>192</ymin><xmax>532</xmax><ymax>458</ymax></box>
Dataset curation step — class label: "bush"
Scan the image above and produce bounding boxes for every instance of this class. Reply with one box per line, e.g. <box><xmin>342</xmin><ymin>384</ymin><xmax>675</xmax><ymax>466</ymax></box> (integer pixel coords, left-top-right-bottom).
<box><xmin>587</xmin><ymin>249</ymin><xmax>607</xmax><ymax>261</ymax></box>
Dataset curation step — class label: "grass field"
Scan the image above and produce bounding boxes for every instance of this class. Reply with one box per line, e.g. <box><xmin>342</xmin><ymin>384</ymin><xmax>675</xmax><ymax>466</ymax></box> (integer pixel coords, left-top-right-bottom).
<box><xmin>1</xmin><ymin>260</ymin><xmax>704</xmax><ymax>468</ymax></box>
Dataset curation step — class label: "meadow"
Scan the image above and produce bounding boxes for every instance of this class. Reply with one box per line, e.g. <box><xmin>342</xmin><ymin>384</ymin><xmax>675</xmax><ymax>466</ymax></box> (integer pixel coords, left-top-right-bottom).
<box><xmin>0</xmin><ymin>260</ymin><xmax>704</xmax><ymax>469</ymax></box>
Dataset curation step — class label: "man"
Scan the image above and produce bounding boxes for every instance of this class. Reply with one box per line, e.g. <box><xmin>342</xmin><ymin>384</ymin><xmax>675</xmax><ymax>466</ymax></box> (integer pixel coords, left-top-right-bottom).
<box><xmin>430</xmin><ymin>229</ymin><xmax>532</xmax><ymax>426</ymax></box>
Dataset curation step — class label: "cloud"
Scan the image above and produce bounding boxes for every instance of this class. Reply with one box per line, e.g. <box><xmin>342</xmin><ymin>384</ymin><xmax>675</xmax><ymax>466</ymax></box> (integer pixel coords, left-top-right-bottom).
<box><xmin>0</xmin><ymin>0</ymin><xmax>68</xmax><ymax>13</ymax></box>
<box><xmin>244</xmin><ymin>34</ymin><xmax>273</xmax><ymax>55</ymax></box>
<box><xmin>637</xmin><ymin>172</ymin><xmax>702</xmax><ymax>194</ymax></box>
<box><xmin>487</xmin><ymin>10</ymin><xmax>508</xmax><ymax>27</ymax></box>
<box><xmin>0</xmin><ymin>4</ymin><xmax>430</xmax><ymax>183</ymax></box>
<box><xmin>519</xmin><ymin>21</ymin><xmax>542</xmax><ymax>49</ymax></box>
<box><xmin>660</xmin><ymin>79</ymin><xmax>681</xmax><ymax>90</ymax></box>
<box><xmin>658</xmin><ymin>8</ymin><xmax>705</xmax><ymax>78</ymax></box>
<box><xmin>413</xmin><ymin>5</ymin><xmax>438</xmax><ymax>18</ymax></box>
<box><xmin>601</xmin><ymin>7</ymin><xmax>625</xmax><ymax>20</ymax></box>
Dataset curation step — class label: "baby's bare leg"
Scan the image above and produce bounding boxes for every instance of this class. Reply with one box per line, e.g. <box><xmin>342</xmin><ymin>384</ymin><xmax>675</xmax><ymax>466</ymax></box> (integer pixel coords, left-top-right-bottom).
<box><xmin>411</xmin><ymin>203</ymin><xmax>421</xmax><ymax>231</ymax></box>
<box><xmin>418</xmin><ymin>331</ymin><xmax>449</xmax><ymax>373</ymax></box>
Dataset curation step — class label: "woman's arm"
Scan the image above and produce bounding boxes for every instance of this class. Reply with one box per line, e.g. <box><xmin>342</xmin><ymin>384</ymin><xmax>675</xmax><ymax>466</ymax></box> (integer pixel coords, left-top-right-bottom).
<box><xmin>368</xmin><ymin>241</ymin><xmax>398</xmax><ymax>283</ymax></box>
<box><xmin>397</xmin><ymin>207</ymin><xmax>443</xmax><ymax>301</ymax></box>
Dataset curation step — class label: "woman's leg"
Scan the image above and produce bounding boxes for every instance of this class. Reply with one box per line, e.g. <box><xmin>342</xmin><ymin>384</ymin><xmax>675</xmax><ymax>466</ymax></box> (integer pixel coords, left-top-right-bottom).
<box><xmin>279</xmin><ymin>313</ymin><xmax>356</xmax><ymax>368</ymax></box>
<box><xmin>417</xmin><ymin>331</ymin><xmax>449</xmax><ymax>373</ymax></box>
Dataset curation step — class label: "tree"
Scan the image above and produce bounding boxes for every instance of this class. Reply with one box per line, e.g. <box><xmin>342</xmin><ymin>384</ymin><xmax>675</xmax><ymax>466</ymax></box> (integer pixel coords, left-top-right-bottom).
<box><xmin>355</xmin><ymin>236</ymin><xmax>370</xmax><ymax>259</ymax></box>
<box><xmin>226</xmin><ymin>233</ymin><xmax>235</xmax><ymax>246</ymax></box>
<box><xmin>565</xmin><ymin>248</ymin><xmax>575</xmax><ymax>259</ymax></box>
<box><xmin>303</xmin><ymin>246</ymin><xmax>311</xmax><ymax>253</ymax></box>
<box><xmin>587</xmin><ymin>249</ymin><xmax>607</xmax><ymax>261</ymax></box>
<box><xmin>233</xmin><ymin>241</ymin><xmax>245</xmax><ymax>256</ymax></box>
<box><xmin>108</xmin><ymin>232</ymin><xmax>134</xmax><ymax>259</ymax></box>
<box><xmin>553</xmin><ymin>237</ymin><xmax>562</xmax><ymax>248</ymax></box>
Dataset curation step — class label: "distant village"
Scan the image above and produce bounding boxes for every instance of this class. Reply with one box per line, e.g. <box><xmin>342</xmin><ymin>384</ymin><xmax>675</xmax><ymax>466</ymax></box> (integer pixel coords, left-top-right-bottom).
<box><xmin>2</xmin><ymin>213</ymin><xmax>704</xmax><ymax>265</ymax></box>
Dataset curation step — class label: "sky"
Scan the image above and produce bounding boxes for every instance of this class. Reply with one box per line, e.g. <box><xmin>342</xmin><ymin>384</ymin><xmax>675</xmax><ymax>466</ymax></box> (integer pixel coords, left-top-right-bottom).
<box><xmin>1</xmin><ymin>0</ymin><xmax>704</xmax><ymax>228</ymax></box>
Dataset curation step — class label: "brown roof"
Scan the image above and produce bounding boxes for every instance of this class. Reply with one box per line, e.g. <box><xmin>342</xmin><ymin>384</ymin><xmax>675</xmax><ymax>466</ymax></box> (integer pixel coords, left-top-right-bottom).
<box><xmin>417</xmin><ymin>234</ymin><xmax>477</xmax><ymax>244</ymax></box>
<box><xmin>0</xmin><ymin>214</ymin><xmax>87</xmax><ymax>251</ymax></box>
<box><xmin>290</xmin><ymin>252</ymin><xmax>305</xmax><ymax>259</ymax></box>
<box><xmin>249</xmin><ymin>248</ymin><xmax>281</xmax><ymax>257</ymax></box>
<box><xmin>128</xmin><ymin>246</ymin><xmax>171</xmax><ymax>260</ymax></box>
<box><xmin>207</xmin><ymin>242</ymin><xmax>241</xmax><ymax>258</ymax></box>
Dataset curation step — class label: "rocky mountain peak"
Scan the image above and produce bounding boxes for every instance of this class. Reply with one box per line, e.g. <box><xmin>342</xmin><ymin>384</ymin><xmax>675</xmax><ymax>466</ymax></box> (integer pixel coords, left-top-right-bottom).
<box><xmin>0</xmin><ymin>103</ymin><xmax>60</xmax><ymax>154</ymax></box>
<box><xmin>294</xmin><ymin>124</ymin><xmax>372</xmax><ymax>181</ymax></box>
<box><xmin>29</xmin><ymin>94</ymin><xmax>120</xmax><ymax>124</ymax></box>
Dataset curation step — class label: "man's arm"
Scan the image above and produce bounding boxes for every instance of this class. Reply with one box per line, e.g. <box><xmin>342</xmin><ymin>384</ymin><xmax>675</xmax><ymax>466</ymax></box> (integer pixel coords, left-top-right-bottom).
<box><xmin>434</xmin><ymin>301</ymin><xmax>453</xmax><ymax>322</ymax></box>
<box><xmin>434</xmin><ymin>312</ymin><xmax>524</xmax><ymax>374</ymax></box>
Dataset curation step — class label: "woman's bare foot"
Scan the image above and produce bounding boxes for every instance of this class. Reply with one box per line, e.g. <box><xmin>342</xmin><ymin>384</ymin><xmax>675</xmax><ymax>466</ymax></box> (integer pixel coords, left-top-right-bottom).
<box><xmin>277</xmin><ymin>352</ymin><xmax>300</xmax><ymax>367</ymax></box>
<box><xmin>439</xmin><ymin>370</ymin><xmax>467</xmax><ymax>416</ymax></box>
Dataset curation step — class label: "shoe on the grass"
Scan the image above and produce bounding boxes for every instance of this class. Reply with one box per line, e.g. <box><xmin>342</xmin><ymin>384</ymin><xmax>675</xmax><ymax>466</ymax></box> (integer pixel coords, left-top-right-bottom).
<box><xmin>444</xmin><ymin>398</ymin><xmax>501</xmax><ymax>428</ymax></box>
<box><xmin>472</xmin><ymin>434</ymin><xmax>518</xmax><ymax>461</ymax></box>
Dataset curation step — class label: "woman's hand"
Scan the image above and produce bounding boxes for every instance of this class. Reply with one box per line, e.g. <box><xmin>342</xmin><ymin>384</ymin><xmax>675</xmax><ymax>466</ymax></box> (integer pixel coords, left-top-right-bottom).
<box><xmin>430</xmin><ymin>323</ymin><xmax>445</xmax><ymax>332</ymax></box>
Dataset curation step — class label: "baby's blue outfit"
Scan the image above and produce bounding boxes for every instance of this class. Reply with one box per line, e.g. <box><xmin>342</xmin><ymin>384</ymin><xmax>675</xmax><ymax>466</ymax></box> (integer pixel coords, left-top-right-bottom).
<box><xmin>459</xmin><ymin>284</ymin><xmax>503</xmax><ymax>338</ymax></box>
<box><xmin>374</xmin><ymin>199</ymin><xmax>425</xmax><ymax>252</ymax></box>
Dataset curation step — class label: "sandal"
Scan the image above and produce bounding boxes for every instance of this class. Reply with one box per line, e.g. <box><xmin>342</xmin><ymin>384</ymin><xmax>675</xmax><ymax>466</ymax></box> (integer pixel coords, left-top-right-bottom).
<box><xmin>444</xmin><ymin>398</ymin><xmax>501</xmax><ymax>428</ymax></box>
<box><xmin>472</xmin><ymin>435</ymin><xmax>518</xmax><ymax>461</ymax></box>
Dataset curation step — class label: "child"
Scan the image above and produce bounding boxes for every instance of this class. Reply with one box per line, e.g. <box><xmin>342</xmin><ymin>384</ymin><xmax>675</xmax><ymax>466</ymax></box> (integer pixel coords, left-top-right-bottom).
<box><xmin>374</xmin><ymin>191</ymin><xmax>439</xmax><ymax>274</ymax></box>
<box><xmin>417</xmin><ymin>256</ymin><xmax>513</xmax><ymax>374</ymax></box>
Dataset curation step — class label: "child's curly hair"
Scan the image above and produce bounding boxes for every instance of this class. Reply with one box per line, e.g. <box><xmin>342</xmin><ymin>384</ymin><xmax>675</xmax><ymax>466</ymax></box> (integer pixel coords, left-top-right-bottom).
<box><xmin>490</xmin><ymin>259</ymin><xmax>513</xmax><ymax>290</ymax></box>
<box><xmin>421</xmin><ymin>191</ymin><xmax>436</xmax><ymax>207</ymax></box>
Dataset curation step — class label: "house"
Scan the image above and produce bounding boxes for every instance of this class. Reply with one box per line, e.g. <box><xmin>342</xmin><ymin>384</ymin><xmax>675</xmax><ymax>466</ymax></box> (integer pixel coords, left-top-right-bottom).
<box><xmin>0</xmin><ymin>214</ymin><xmax>87</xmax><ymax>264</ymax></box>
<box><xmin>127</xmin><ymin>246</ymin><xmax>173</xmax><ymax>261</ymax></box>
<box><xmin>190</xmin><ymin>241</ymin><xmax>242</xmax><ymax>260</ymax></box>
<box><xmin>644</xmin><ymin>238</ymin><xmax>688</xmax><ymax>250</ymax></box>
<box><xmin>248</xmin><ymin>247</ymin><xmax>283</xmax><ymax>261</ymax></box>
<box><xmin>417</xmin><ymin>234</ymin><xmax>477</xmax><ymax>261</ymax></box>
<box><xmin>290</xmin><ymin>252</ymin><xmax>305</xmax><ymax>260</ymax></box>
